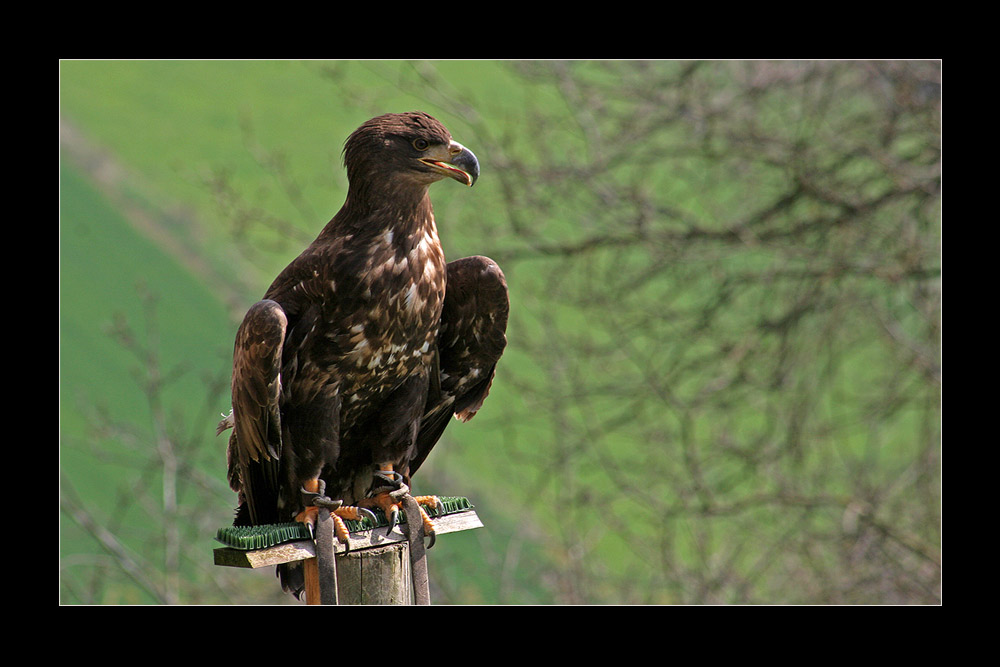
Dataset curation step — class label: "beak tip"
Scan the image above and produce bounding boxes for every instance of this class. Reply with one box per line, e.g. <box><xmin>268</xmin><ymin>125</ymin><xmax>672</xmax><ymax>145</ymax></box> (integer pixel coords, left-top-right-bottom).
<box><xmin>453</xmin><ymin>143</ymin><xmax>480</xmax><ymax>188</ymax></box>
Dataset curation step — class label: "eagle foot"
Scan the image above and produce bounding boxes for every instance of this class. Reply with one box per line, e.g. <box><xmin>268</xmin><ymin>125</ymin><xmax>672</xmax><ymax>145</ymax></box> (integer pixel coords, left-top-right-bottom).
<box><xmin>296</xmin><ymin>481</ymin><xmax>377</xmax><ymax>545</ymax></box>
<box><xmin>412</xmin><ymin>496</ymin><xmax>442</xmax><ymax>549</ymax></box>
<box><xmin>359</xmin><ymin>484</ymin><xmax>442</xmax><ymax>549</ymax></box>
<box><xmin>329</xmin><ymin>505</ymin><xmax>378</xmax><ymax>546</ymax></box>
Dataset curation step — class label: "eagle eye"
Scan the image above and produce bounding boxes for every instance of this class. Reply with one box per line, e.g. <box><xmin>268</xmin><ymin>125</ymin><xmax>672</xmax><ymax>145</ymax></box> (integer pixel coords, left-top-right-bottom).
<box><xmin>412</xmin><ymin>138</ymin><xmax>430</xmax><ymax>151</ymax></box>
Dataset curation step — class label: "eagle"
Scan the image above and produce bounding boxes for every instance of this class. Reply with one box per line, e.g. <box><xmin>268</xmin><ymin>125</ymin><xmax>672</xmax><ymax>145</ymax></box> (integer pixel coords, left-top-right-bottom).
<box><xmin>218</xmin><ymin>112</ymin><xmax>509</xmax><ymax>597</ymax></box>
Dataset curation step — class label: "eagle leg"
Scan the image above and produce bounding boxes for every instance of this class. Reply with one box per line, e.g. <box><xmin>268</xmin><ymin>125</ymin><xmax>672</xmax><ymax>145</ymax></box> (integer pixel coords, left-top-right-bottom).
<box><xmin>294</xmin><ymin>479</ymin><xmax>325</xmax><ymax>537</ymax></box>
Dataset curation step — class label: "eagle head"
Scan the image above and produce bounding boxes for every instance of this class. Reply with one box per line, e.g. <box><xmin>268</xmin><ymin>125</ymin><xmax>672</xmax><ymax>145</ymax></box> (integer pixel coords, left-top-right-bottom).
<box><xmin>343</xmin><ymin>111</ymin><xmax>480</xmax><ymax>189</ymax></box>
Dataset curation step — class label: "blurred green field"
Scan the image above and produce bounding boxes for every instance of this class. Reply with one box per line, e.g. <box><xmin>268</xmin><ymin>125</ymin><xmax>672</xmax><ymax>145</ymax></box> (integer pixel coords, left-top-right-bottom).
<box><xmin>60</xmin><ymin>60</ymin><xmax>941</xmax><ymax>605</ymax></box>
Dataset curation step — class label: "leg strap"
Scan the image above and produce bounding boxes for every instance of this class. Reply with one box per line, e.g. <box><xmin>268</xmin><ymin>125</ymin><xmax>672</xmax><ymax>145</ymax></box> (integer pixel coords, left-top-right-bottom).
<box><xmin>401</xmin><ymin>494</ymin><xmax>431</xmax><ymax>605</ymax></box>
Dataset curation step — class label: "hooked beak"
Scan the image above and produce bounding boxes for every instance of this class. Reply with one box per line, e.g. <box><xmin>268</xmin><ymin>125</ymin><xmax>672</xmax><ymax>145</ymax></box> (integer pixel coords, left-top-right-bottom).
<box><xmin>420</xmin><ymin>140</ymin><xmax>480</xmax><ymax>187</ymax></box>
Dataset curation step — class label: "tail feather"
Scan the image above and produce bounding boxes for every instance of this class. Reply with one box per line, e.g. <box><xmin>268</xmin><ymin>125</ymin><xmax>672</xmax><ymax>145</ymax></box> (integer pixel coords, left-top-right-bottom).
<box><xmin>278</xmin><ymin>562</ymin><xmax>305</xmax><ymax>599</ymax></box>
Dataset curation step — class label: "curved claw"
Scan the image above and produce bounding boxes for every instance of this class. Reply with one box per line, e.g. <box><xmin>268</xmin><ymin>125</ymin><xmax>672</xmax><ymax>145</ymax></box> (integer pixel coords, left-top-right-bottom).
<box><xmin>387</xmin><ymin>507</ymin><xmax>400</xmax><ymax>532</ymax></box>
<box><xmin>425</xmin><ymin>531</ymin><xmax>436</xmax><ymax>550</ymax></box>
<box><xmin>358</xmin><ymin>507</ymin><xmax>378</xmax><ymax>524</ymax></box>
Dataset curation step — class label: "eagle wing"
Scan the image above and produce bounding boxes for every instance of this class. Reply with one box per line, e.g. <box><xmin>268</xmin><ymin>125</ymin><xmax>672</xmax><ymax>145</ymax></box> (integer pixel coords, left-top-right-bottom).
<box><xmin>410</xmin><ymin>255</ymin><xmax>509</xmax><ymax>477</ymax></box>
<box><xmin>227</xmin><ymin>299</ymin><xmax>288</xmax><ymax>526</ymax></box>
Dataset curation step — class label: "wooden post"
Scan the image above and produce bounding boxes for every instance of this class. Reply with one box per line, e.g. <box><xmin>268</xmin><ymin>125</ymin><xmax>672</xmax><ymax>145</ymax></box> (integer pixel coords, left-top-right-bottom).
<box><xmin>336</xmin><ymin>542</ymin><xmax>411</xmax><ymax>604</ymax></box>
<box><xmin>215</xmin><ymin>506</ymin><xmax>483</xmax><ymax>604</ymax></box>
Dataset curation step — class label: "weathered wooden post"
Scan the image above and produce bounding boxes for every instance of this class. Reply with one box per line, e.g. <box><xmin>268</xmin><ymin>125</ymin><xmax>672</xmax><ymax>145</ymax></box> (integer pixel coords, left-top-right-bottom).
<box><xmin>214</xmin><ymin>497</ymin><xmax>481</xmax><ymax>604</ymax></box>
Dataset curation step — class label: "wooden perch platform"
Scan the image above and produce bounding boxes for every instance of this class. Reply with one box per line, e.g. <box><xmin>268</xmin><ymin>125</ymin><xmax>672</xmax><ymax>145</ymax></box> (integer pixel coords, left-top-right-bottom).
<box><xmin>214</xmin><ymin>503</ymin><xmax>482</xmax><ymax>604</ymax></box>
<box><xmin>214</xmin><ymin>508</ymin><xmax>482</xmax><ymax>569</ymax></box>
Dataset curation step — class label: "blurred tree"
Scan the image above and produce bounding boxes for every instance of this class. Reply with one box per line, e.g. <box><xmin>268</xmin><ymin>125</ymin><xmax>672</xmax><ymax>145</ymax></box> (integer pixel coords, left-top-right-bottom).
<box><xmin>462</xmin><ymin>60</ymin><xmax>941</xmax><ymax>604</ymax></box>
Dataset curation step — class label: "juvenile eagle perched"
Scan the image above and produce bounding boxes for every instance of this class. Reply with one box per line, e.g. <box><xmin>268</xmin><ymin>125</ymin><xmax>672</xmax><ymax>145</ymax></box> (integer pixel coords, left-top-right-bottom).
<box><xmin>219</xmin><ymin>112</ymin><xmax>509</xmax><ymax>596</ymax></box>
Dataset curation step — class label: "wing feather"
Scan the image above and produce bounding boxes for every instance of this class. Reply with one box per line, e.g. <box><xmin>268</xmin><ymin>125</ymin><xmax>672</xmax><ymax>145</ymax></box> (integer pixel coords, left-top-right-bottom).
<box><xmin>228</xmin><ymin>299</ymin><xmax>288</xmax><ymax>525</ymax></box>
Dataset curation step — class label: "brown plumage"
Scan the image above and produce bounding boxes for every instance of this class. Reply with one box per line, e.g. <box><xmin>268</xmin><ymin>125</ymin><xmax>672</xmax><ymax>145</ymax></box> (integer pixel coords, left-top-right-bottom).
<box><xmin>219</xmin><ymin>112</ymin><xmax>508</xmax><ymax>596</ymax></box>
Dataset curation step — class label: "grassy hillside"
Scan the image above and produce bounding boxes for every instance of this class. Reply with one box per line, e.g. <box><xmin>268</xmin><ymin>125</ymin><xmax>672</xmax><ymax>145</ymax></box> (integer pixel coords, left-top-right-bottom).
<box><xmin>60</xmin><ymin>157</ymin><xmax>234</xmax><ymax>602</ymax></box>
